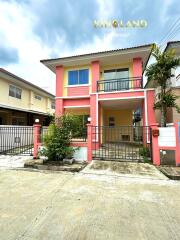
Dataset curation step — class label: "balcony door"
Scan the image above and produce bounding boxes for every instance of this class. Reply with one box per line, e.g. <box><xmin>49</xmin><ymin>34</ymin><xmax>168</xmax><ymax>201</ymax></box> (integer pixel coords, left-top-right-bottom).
<box><xmin>104</xmin><ymin>68</ymin><xmax>129</xmax><ymax>91</ymax></box>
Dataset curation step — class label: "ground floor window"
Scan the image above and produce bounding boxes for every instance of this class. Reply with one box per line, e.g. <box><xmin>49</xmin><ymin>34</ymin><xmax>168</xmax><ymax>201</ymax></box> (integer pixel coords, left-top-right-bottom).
<box><xmin>73</xmin><ymin>115</ymin><xmax>89</xmax><ymax>140</ymax></box>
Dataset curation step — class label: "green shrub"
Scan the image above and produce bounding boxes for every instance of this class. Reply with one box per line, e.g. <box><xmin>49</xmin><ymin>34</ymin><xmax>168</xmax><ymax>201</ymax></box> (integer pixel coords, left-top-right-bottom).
<box><xmin>139</xmin><ymin>146</ymin><xmax>150</xmax><ymax>162</ymax></box>
<box><xmin>42</xmin><ymin>114</ymin><xmax>81</xmax><ymax>161</ymax></box>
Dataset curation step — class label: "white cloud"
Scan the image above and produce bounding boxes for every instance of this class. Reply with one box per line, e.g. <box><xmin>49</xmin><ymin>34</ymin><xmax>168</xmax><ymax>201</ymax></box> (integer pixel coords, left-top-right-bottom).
<box><xmin>0</xmin><ymin>0</ymin><xmax>129</xmax><ymax>95</ymax></box>
<box><xmin>0</xmin><ymin>0</ymin><xmax>179</xmax><ymax>96</ymax></box>
<box><xmin>0</xmin><ymin>1</ymin><xmax>55</xmax><ymax>94</ymax></box>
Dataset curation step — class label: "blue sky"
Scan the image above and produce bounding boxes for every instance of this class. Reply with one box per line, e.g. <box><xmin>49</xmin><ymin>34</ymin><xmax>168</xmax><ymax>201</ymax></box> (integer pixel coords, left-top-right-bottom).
<box><xmin>0</xmin><ymin>0</ymin><xmax>179</xmax><ymax>94</ymax></box>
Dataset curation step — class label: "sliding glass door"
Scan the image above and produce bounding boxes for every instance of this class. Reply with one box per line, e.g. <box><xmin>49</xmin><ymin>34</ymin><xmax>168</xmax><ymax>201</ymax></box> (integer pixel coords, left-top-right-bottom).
<box><xmin>104</xmin><ymin>68</ymin><xmax>129</xmax><ymax>91</ymax></box>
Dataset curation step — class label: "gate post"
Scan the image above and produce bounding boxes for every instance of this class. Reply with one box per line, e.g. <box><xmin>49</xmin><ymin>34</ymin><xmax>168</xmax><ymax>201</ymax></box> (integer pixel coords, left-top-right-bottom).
<box><xmin>87</xmin><ymin>124</ymin><xmax>92</xmax><ymax>162</ymax></box>
<box><xmin>174</xmin><ymin>122</ymin><xmax>180</xmax><ymax>166</ymax></box>
<box><xmin>33</xmin><ymin>123</ymin><xmax>41</xmax><ymax>159</ymax></box>
<box><xmin>151</xmin><ymin>123</ymin><xmax>160</xmax><ymax>166</ymax></box>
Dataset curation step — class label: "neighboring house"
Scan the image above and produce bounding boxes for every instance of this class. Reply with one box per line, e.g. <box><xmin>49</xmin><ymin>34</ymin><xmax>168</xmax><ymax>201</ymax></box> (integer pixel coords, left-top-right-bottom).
<box><xmin>164</xmin><ymin>41</ymin><xmax>180</xmax><ymax>123</ymax></box>
<box><xmin>41</xmin><ymin>43</ymin><xmax>156</xmax><ymax>136</ymax></box>
<box><xmin>0</xmin><ymin>68</ymin><xmax>55</xmax><ymax>125</ymax></box>
<box><xmin>145</xmin><ymin>41</ymin><xmax>180</xmax><ymax>124</ymax></box>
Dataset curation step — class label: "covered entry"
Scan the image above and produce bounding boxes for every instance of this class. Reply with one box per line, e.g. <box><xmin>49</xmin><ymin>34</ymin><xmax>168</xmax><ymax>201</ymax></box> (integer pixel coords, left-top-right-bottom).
<box><xmin>92</xmin><ymin>97</ymin><xmax>151</xmax><ymax>161</ymax></box>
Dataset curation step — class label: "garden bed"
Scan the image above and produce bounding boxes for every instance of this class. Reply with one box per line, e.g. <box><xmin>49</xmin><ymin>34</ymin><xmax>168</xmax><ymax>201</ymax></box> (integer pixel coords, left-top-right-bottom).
<box><xmin>24</xmin><ymin>159</ymin><xmax>87</xmax><ymax>172</ymax></box>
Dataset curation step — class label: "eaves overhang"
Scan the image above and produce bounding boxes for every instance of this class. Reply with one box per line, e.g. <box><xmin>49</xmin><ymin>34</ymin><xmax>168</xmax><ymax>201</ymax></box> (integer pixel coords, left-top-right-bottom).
<box><xmin>41</xmin><ymin>43</ymin><xmax>154</xmax><ymax>74</ymax></box>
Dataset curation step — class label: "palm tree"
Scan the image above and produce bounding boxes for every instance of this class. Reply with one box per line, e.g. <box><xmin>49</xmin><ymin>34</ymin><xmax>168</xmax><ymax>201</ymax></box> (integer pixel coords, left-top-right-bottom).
<box><xmin>146</xmin><ymin>45</ymin><xmax>180</xmax><ymax>127</ymax></box>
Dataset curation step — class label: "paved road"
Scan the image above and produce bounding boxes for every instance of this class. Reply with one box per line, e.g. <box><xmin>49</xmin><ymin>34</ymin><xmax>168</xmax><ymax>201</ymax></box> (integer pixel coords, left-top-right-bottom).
<box><xmin>0</xmin><ymin>163</ymin><xmax>180</xmax><ymax>240</ymax></box>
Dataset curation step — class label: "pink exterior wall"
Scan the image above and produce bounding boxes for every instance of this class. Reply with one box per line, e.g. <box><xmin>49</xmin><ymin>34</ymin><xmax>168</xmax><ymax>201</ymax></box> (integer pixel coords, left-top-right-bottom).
<box><xmin>90</xmin><ymin>95</ymin><xmax>97</xmax><ymax>126</ymax></box>
<box><xmin>63</xmin><ymin>98</ymin><xmax>90</xmax><ymax>107</ymax></box>
<box><xmin>56</xmin><ymin>66</ymin><xmax>64</xmax><ymax>97</ymax></box>
<box><xmin>90</xmin><ymin>60</ymin><xmax>100</xmax><ymax>133</ymax></box>
<box><xmin>56</xmin><ymin>98</ymin><xmax>64</xmax><ymax>116</ymax></box>
<box><xmin>151</xmin><ymin>123</ymin><xmax>161</xmax><ymax>166</ymax></box>
<box><xmin>91</xmin><ymin>61</ymin><xmax>100</xmax><ymax>93</ymax></box>
<box><xmin>67</xmin><ymin>86</ymin><xmax>89</xmax><ymax>96</ymax></box>
<box><xmin>133</xmin><ymin>58</ymin><xmax>142</xmax><ymax>88</ymax></box>
<box><xmin>56</xmin><ymin>66</ymin><xmax>64</xmax><ymax>116</ymax></box>
<box><xmin>98</xmin><ymin>90</ymin><xmax>144</xmax><ymax>100</ymax></box>
<box><xmin>146</xmin><ymin>90</ymin><xmax>156</xmax><ymax>126</ymax></box>
<box><xmin>33</xmin><ymin>124</ymin><xmax>41</xmax><ymax>159</ymax></box>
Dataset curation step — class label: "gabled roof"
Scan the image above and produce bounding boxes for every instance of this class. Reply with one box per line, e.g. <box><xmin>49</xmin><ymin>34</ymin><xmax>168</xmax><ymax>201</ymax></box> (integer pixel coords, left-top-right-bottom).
<box><xmin>164</xmin><ymin>41</ymin><xmax>180</xmax><ymax>52</ymax></box>
<box><xmin>0</xmin><ymin>68</ymin><xmax>55</xmax><ymax>98</ymax></box>
<box><xmin>40</xmin><ymin>43</ymin><xmax>154</xmax><ymax>73</ymax></box>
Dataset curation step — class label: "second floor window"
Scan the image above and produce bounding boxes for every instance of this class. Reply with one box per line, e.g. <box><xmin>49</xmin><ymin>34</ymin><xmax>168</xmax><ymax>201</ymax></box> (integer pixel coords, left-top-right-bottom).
<box><xmin>51</xmin><ymin>101</ymin><xmax>55</xmax><ymax>109</ymax></box>
<box><xmin>9</xmin><ymin>85</ymin><xmax>22</xmax><ymax>99</ymax></box>
<box><xmin>68</xmin><ymin>69</ymin><xmax>89</xmax><ymax>85</ymax></box>
<box><xmin>34</xmin><ymin>95</ymin><xmax>42</xmax><ymax>100</ymax></box>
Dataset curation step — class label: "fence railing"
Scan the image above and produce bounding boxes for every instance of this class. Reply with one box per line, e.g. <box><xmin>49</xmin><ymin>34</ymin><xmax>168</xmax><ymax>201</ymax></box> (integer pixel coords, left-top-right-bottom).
<box><xmin>0</xmin><ymin>125</ymin><xmax>33</xmax><ymax>155</ymax></box>
<box><xmin>97</xmin><ymin>77</ymin><xmax>143</xmax><ymax>92</ymax></box>
<box><xmin>91</xmin><ymin>125</ymin><xmax>152</xmax><ymax>161</ymax></box>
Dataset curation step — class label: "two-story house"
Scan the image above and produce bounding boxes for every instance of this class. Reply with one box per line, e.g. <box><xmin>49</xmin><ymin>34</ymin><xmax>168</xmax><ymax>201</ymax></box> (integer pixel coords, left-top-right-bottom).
<box><xmin>41</xmin><ymin>44</ymin><xmax>156</xmax><ymax>161</ymax></box>
<box><xmin>0</xmin><ymin>68</ymin><xmax>55</xmax><ymax>125</ymax></box>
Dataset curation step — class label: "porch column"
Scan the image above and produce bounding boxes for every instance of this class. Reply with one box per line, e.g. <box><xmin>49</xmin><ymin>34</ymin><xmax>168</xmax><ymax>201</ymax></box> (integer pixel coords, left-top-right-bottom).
<box><xmin>91</xmin><ymin>61</ymin><xmax>100</xmax><ymax>93</ymax></box>
<box><xmin>90</xmin><ymin>61</ymin><xmax>100</xmax><ymax>149</ymax></box>
<box><xmin>90</xmin><ymin>61</ymin><xmax>100</xmax><ymax>125</ymax></box>
<box><xmin>133</xmin><ymin>58</ymin><xmax>142</xmax><ymax>88</ymax></box>
<box><xmin>55</xmin><ymin>65</ymin><xmax>64</xmax><ymax>116</ymax></box>
<box><xmin>146</xmin><ymin>89</ymin><xmax>156</xmax><ymax>126</ymax></box>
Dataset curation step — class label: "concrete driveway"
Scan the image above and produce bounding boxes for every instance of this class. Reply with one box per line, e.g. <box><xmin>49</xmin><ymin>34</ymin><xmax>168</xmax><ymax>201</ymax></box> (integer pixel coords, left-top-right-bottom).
<box><xmin>0</xmin><ymin>163</ymin><xmax>180</xmax><ymax>240</ymax></box>
<box><xmin>0</xmin><ymin>155</ymin><xmax>33</xmax><ymax>168</ymax></box>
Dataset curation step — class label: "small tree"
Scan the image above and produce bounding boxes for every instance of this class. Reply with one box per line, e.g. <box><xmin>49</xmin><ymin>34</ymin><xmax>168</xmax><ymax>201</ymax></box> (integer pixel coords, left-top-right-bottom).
<box><xmin>42</xmin><ymin>114</ymin><xmax>82</xmax><ymax>161</ymax></box>
<box><xmin>146</xmin><ymin>45</ymin><xmax>180</xmax><ymax>127</ymax></box>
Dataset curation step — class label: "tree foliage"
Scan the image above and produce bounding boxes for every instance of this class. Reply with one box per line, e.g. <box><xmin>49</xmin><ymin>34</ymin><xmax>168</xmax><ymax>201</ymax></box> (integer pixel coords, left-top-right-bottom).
<box><xmin>146</xmin><ymin>45</ymin><xmax>180</xmax><ymax>126</ymax></box>
<box><xmin>42</xmin><ymin>114</ymin><xmax>82</xmax><ymax>161</ymax></box>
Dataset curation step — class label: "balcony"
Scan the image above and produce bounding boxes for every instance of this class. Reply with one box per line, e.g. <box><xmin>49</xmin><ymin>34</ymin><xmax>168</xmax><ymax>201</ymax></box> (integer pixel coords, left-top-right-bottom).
<box><xmin>97</xmin><ymin>77</ymin><xmax>143</xmax><ymax>92</ymax></box>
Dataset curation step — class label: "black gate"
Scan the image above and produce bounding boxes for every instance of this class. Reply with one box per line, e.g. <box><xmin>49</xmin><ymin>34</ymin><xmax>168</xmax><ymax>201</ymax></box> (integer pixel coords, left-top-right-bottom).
<box><xmin>92</xmin><ymin>126</ymin><xmax>152</xmax><ymax>162</ymax></box>
<box><xmin>0</xmin><ymin>126</ymin><xmax>34</xmax><ymax>156</ymax></box>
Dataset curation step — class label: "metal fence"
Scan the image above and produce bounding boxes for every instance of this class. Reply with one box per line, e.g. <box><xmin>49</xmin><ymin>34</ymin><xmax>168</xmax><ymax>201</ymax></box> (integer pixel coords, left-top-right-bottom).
<box><xmin>92</xmin><ymin>126</ymin><xmax>152</xmax><ymax>161</ymax></box>
<box><xmin>0</xmin><ymin>126</ymin><xmax>34</xmax><ymax>155</ymax></box>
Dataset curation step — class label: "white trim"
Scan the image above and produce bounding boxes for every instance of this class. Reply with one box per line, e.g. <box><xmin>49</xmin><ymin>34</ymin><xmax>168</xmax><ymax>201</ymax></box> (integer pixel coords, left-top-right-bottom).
<box><xmin>144</xmin><ymin>89</ymin><xmax>149</xmax><ymax>143</ymax></box>
<box><xmin>65</xmin><ymin>84</ymin><xmax>90</xmax><ymax>88</ymax></box>
<box><xmin>96</xmin><ymin>93</ymin><xmax>99</xmax><ymax>141</ymax></box>
<box><xmin>56</xmin><ymin>95</ymin><xmax>90</xmax><ymax>99</ymax></box>
<box><xmin>89</xmin><ymin>88</ymin><xmax>155</xmax><ymax>95</ymax></box>
<box><xmin>98</xmin><ymin>96</ymin><xmax>144</xmax><ymax>101</ymax></box>
<box><xmin>144</xmin><ymin>89</ymin><xmax>148</xmax><ymax>127</ymax></box>
<box><xmin>64</xmin><ymin>105</ymin><xmax>90</xmax><ymax>109</ymax></box>
<box><xmin>96</xmin><ymin>93</ymin><xmax>98</xmax><ymax>126</ymax></box>
<box><xmin>95</xmin><ymin>89</ymin><xmax>145</xmax><ymax>95</ymax></box>
<box><xmin>145</xmin><ymin>88</ymin><xmax>156</xmax><ymax>91</ymax></box>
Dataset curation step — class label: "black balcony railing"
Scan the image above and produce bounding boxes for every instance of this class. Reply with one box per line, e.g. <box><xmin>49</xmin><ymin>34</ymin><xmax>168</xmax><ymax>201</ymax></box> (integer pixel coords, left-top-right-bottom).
<box><xmin>97</xmin><ymin>77</ymin><xmax>143</xmax><ymax>92</ymax></box>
